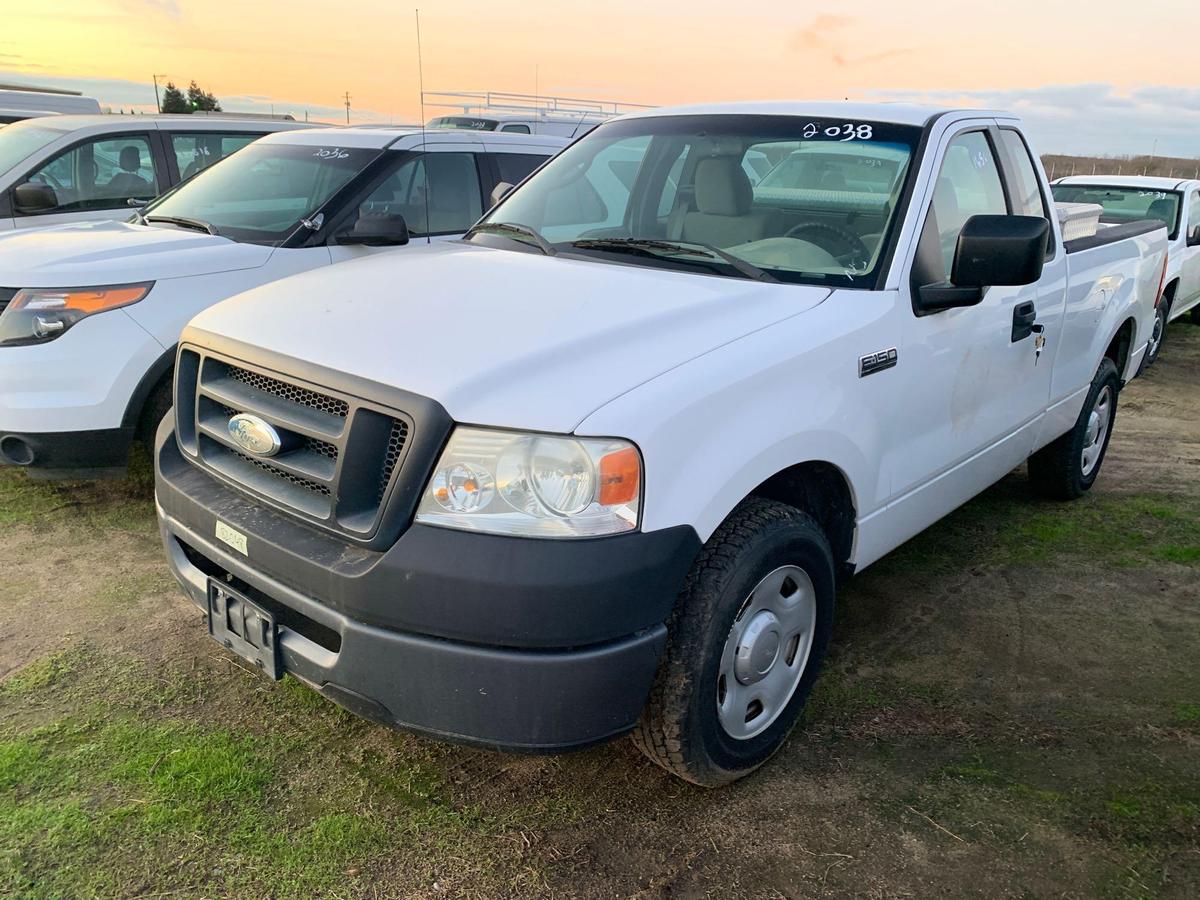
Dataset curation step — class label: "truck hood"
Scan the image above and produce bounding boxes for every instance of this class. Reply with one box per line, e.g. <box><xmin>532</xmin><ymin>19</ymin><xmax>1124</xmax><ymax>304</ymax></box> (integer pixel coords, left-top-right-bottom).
<box><xmin>188</xmin><ymin>242</ymin><xmax>831</xmax><ymax>433</ymax></box>
<box><xmin>0</xmin><ymin>219</ymin><xmax>273</xmax><ymax>285</ymax></box>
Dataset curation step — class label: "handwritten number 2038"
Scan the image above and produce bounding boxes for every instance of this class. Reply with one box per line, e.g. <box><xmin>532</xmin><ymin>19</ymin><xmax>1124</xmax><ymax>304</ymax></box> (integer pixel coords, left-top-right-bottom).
<box><xmin>803</xmin><ymin>123</ymin><xmax>874</xmax><ymax>141</ymax></box>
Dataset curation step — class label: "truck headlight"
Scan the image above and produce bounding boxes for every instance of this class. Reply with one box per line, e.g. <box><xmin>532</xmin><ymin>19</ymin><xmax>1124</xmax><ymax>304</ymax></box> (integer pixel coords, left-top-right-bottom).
<box><xmin>0</xmin><ymin>283</ymin><xmax>153</xmax><ymax>347</ymax></box>
<box><xmin>415</xmin><ymin>427</ymin><xmax>641</xmax><ymax>537</ymax></box>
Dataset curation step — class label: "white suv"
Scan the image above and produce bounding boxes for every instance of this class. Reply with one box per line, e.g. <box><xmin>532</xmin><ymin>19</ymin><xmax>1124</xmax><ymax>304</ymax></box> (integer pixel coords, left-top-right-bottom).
<box><xmin>0</xmin><ymin>127</ymin><xmax>564</xmax><ymax>478</ymax></box>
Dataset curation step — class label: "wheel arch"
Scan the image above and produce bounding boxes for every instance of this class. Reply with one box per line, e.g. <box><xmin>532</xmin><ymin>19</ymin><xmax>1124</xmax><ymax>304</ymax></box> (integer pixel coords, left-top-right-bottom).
<box><xmin>121</xmin><ymin>343</ymin><xmax>177</xmax><ymax>431</ymax></box>
<box><xmin>1103</xmin><ymin>317</ymin><xmax>1136</xmax><ymax>382</ymax></box>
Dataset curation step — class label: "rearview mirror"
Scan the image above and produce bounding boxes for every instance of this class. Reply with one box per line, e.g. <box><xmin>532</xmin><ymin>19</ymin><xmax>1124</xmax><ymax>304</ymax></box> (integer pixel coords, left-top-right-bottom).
<box><xmin>12</xmin><ymin>181</ymin><xmax>58</xmax><ymax>213</ymax></box>
<box><xmin>335</xmin><ymin>212</ymin><xmax>410</xmax><ymax>247</ymax></box>
<box><xmin>490</xmin><ymin>181</ymin><xmax>515</xmax><ymax>207</ymax></box>
<box><xmin>917</xmin><ymin>215</ymin><xmax>1049</xmax><ymax>314</ymax></box>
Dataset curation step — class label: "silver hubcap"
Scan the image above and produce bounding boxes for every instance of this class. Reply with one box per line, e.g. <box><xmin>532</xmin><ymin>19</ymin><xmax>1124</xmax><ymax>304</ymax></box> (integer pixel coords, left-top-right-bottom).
<box><xmin>717</xmin><ymin>565</ymin><xmax>817</xmax><ymax>740</ymax></box>
<box><xmin>1081</xmin><ymin>385</ymin><xmax>1113</xmax><ymax>477</ymax></box>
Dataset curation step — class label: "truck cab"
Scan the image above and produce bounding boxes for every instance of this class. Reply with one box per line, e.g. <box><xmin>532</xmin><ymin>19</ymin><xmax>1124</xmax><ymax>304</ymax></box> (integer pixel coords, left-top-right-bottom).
<box><xmin>154</xmin><ymin>103</ymin><xmax>1165</xmax><ymax>785</ymax></box>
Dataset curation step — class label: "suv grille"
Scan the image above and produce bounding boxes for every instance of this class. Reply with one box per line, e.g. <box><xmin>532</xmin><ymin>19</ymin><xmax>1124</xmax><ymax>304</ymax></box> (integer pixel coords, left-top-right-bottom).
<box><xmin>175</xmin><ymin>348</ymin><xmax>415</xmax><ymax>540</ymax></box>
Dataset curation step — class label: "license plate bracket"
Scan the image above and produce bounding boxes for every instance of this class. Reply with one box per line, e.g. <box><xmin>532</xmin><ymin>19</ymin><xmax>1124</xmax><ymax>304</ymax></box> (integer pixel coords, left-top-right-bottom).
<box><xmin>207</xmin><ymin>580</ymin><xmax>281</xmax><ymax>680</ymax></box>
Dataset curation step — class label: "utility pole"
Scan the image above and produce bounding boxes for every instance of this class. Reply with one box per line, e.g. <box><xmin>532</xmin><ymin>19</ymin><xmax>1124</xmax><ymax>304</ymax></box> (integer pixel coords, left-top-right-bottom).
<box><xmin>343</xmin><ymin>91</ymin><xmax>351</xmax><ymax>125</ymax></box>
<box><xmin>152</xmin><ymin>74</ymin><xmax>168</xmax><ymax>113</ymax></box>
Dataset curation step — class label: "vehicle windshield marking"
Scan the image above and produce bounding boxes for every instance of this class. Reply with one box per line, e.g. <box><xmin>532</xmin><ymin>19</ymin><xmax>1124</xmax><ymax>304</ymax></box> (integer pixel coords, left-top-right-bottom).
<box><xmin>140</xmin><ymin>143</ymin><xmax>380</xmax><ymax>246</ymax></box>
<box><xmin>473</xmin><ymin>114</ymin><xmax>921</xmax><ymax>288</ymax></box>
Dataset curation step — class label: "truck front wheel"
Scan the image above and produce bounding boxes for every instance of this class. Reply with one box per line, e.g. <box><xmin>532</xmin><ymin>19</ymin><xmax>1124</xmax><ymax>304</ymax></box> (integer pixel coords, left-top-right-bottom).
<box><xmin>1028</xmin><ymin>357</ymin><xmax>1120</xmax><ymax>500</ymax></box>
<box><xmin>632</xmin><ymin>498</ymin><xmax>835</xmax><ymax>786</ymax></box>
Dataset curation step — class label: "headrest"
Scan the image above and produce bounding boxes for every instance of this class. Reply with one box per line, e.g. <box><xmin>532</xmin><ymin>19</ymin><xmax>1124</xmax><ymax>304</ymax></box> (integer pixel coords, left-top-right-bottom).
<box><xmin>119</xmin><ymin>145</ymin><xmax>142</xmax><ymax>173</ymax></box>
<box><xmin>694</xmin><ymin>157</ymin><xmax>752</xmax><ymax>217</ymax></box>
<box><xmin>1147</xmin><ymin>198</ymin><xmax>1175</xmax><ymax>224</ymax></box>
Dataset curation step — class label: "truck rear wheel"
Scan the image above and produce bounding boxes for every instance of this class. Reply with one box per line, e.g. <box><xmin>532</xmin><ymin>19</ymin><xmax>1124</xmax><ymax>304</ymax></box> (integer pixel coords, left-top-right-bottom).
<box><xmin>632</xmin><ymin>498</ymin><xmax>835</xmax><ymax>786</ymax></box>
<box><xmin>1028</xmin><ymin>357</ymin><xmax>1119</xmax><ymax>500</ymax></box>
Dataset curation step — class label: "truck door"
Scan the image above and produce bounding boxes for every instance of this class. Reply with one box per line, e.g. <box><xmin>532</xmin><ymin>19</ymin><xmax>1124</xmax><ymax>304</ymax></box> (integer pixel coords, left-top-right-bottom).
<box><xmin>887</xmin><ymin>123</ymin><xmax>1065</xmax><ymax>526</ymax></box>
<box><xmin>1179</xmin><ymin>190</ymin><xmax>1200</xmax><ymax>310</ymax></box>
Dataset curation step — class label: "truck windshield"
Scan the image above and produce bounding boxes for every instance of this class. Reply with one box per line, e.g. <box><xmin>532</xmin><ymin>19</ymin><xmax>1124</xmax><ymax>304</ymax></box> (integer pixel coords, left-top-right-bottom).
<box><xmin>142</xmin><ymin>142</ymin><xmax>379</xmax><ymax>245</ymax></box>
<box><xmin>473</xmin><ymin>114</ymin><xmax>921</xmax><ymax>287</ymax></box>
<box><xmin>0</xmin><ymin>119</ymin><xmax>70</xmax><ymax>178</ymax></box>
<box><xmin>1051</xmin><ymin>184</ymin><xmax>1182</xmax><ymax>240</ymax></box>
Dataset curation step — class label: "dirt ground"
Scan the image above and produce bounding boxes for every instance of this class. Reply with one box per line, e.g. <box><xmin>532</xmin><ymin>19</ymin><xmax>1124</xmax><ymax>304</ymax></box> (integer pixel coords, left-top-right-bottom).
<box><xmin>1</xmin><ymin>327</ymin><xmax>1197</xmax><ymax>899</ymax></box>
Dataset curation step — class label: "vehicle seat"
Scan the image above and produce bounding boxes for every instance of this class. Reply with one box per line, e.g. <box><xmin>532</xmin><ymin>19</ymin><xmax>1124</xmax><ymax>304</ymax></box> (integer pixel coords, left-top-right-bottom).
<box><xmin>105</xmin><ymin>146</ymin><xmax>152</xmax><ymax>195</ymax></box>
<box><xmin>681</xmin><ymin>157</ymin><xmax>771</xmax><ymax>248</ymax></box>
<box><xmin>1146</xmin><ymin>198</ymin><xmax>1175</xmax><ymax>228</ymax></box>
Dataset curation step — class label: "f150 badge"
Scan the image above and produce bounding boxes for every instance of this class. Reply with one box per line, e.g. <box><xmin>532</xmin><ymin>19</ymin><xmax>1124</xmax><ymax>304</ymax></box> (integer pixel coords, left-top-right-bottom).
<box><xmin>228</xmin><ymin>413</ymin><xmax>283</xmax><ymax>457</ymax></box>
<box><xmin>859</xmin><ymin>348</ymin><xmax>898</xmax><ymax>378</ymax></box>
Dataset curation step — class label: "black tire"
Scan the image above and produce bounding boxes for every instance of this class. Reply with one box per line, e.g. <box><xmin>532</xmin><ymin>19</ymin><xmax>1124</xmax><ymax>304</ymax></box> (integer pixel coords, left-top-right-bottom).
<box><xmin>1028</xmin><ymin>357</ymin><xmax>1120</xmax><ymax>501</ymax></box>
<box><xmin>136</xmin><ymin>373</ymin><xmax>174</xmax><ymax>448</ymax></box>
<box><xmin>1142</xmin><ymin>298</ymin><xmax>1169</xmax><ymax>368</ymax></box>
<box><xmin>631</xmin><ymin>498</ymin><xmax>836</xmax><ymax>786</ymax></box>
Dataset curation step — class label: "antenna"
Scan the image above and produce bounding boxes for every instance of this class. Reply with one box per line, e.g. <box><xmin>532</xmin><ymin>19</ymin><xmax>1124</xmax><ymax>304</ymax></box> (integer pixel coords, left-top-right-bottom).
<box><xmin>416</xmin><ymin>8</ymin><xmax>431</xmax><ymax>244</ymax></box>
<box><xmin>343</xmin><ymin>91</ymin><xmax>351</xmax><ymax>124</ymax></box>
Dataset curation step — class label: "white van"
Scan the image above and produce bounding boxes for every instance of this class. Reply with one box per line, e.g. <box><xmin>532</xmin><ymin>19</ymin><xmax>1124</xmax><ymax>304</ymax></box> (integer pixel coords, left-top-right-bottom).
<box><xmin>0</xmin><ymin>128</ymin><xmax>564</xmax><ymax>478</ymax></box>
<box><xmin>0</xmin><ymin>115</ymin><xmax>314</xmax><ymax>232</ymax></box>
<box><xmin>0</xmin><ymin>86</ymin><xmax>101</xmax><ymax>125</ymax></box>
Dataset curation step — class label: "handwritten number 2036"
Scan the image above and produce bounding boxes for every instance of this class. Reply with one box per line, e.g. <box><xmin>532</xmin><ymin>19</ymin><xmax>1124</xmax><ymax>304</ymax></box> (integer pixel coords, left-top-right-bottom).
<box><xmin>804</xmin><ymin>123</ymin><xmax>874</xmax><ymax>141</ymax></box>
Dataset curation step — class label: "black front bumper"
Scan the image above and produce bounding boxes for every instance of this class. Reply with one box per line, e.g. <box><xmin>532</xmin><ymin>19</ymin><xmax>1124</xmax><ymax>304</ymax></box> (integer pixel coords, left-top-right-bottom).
<box><xmin>0</xmin><ymin>427</ymin><xmax>133</xmax><ymax>479</ymax></box>
<box><xmin>156</xmin><ymin>427</ymin><xmax>700</xmax><ymax>751</ymax></box>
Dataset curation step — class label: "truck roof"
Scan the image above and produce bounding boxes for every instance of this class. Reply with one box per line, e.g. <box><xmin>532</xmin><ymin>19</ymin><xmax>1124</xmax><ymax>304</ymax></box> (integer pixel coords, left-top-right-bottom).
<box><xmin>9</xmin><ymin>114</ymin><xmax>317</xmax><ymax>133</ymax></box>
<box><xmin>618</xmin><ymin>101</ymin><xmax>1008</xmax><ymax>127</ymax></box>
<box><xmin>256</xmin><ymin>126</ymin><xmax>571</xmax><ymax>150</ymax></box>
<box><xmin>1055</xmin><ymin>175</ymin><xmax>1200</xmax><ymax>192</ymax></box>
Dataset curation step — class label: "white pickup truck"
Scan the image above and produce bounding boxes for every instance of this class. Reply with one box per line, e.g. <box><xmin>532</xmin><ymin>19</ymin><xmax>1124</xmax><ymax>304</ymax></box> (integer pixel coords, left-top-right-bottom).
<box><xmin>1053</xmin><ymin>176</ymin><xmax>1200</xmax><ymax>364</ymax></box>
<box><xmin>0</xmin><ymin>127</ymin><xmax>563</xmax><ymax>477</ymax></box>
<box><xmin>154</xmin><ymin>102</ymin><xmax>1167</xmax><ymax>786</ymax></box>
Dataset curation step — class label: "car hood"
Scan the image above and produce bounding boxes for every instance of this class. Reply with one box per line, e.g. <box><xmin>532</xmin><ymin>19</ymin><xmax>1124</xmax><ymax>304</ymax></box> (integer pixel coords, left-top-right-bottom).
<box><xmin>187</xmin><ymin>241</ymin><xmax>831</xmax><ymax>433</ymax></box>
<box><xmin>0</xmin><ymin>219</ymin><xmax>273</xmax><ymax>285</ymax></box>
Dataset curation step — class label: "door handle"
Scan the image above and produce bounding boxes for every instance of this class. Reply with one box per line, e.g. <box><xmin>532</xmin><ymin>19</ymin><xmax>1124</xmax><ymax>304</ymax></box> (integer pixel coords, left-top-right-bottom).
<box><xmin>1012</xmin><ymin>301</ymin><xmax>1037</xmax><ymax>342</ymax></box>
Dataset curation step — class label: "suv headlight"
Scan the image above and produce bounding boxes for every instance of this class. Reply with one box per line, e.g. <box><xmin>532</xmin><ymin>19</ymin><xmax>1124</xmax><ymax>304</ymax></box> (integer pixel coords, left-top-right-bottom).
<box><xmin>0</xmin><ymin>282</ymin><xmax>153</xmax><ymax>347</ymax></box>
<box><xmin>415</xmin><ymin>427</ymin><xmax>641</xmax><ymax>538</ymax></box>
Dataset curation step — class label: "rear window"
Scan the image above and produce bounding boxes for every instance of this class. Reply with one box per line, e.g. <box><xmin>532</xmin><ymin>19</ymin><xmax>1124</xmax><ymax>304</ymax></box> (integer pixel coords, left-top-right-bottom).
<box><xmin>429</xmin><ymin>117</ymin><xmax>499</xmax><ymax>131</ymax></box>
<box><xmin>1051</xmin><ymin>183</ymin><xmax>1182</xmax><ymax>240</ymax></box>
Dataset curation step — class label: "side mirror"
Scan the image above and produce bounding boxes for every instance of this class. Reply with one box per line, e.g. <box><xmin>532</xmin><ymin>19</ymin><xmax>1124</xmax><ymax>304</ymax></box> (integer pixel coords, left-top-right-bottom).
<box><xmin>489</xmin><ymin>181</ymin><xmax>515</xmax><ymax>207</ymax></box>
<box><xmin>335</xmin><ymin>212</ymin><xmax>410</xmax><ymax>247</ymax></box>
<box><xmin>12</xmin><ymin>181</ymin><xmax>58</xmax><ymax>213</ymax></box>
<box><xmin>917</xmin><ymin>215</ymin><xmax>1049</xmax><ymax>314</ymax></box>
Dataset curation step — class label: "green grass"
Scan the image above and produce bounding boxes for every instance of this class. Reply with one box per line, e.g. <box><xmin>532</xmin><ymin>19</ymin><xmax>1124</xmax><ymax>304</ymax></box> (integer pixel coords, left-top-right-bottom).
<box><xmin>0</xmin><ymin>449</ymin><xmax>155</xmax><ymax>533</ymax></box>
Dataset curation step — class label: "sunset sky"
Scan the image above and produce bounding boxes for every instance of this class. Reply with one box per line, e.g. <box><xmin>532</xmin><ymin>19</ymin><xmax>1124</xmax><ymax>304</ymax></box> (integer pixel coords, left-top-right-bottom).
<box><xmin>4</xmin><ymin>0</ymin><xmax>1200</xmax><ymax>156</ymax></box>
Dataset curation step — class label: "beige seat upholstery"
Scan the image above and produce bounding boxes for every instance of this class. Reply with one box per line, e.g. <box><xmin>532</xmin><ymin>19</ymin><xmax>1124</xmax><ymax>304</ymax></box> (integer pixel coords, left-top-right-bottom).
<box><xmin>681</xmin><ymin>157</ymin><xmax>771</xmax><ymax>247</ymax></box>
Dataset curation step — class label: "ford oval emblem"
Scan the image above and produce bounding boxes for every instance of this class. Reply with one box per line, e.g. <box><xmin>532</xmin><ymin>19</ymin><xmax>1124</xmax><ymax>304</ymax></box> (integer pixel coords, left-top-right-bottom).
<box><xmin>227</xmin><ymin>413</ymin><xmax>282</xmax><ymax>457</ymax></box>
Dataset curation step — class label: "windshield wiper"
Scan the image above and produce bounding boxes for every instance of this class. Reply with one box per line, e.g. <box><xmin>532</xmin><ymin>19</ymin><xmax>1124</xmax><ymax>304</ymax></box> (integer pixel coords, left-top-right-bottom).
<box><xmin>568</xmin><ymin>238</ymin><xmax>779</xmax><ymax>283</ymax></box>
<box><xmin>143</xmin><ymin>214</ymin><xmax>221</xmax><ymax>236</ymax></box>
<box><xmin>464</xmin><ymin>221</ymin><xmax>556</xmax><ymax>256</ymax></box>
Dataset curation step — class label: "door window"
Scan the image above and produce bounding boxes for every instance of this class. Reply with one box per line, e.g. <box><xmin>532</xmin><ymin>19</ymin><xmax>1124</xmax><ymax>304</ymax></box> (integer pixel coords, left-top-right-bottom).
<box><xmin>22</xmin><ymin>133</ymin><xmax>158</xmax><ymax>215</ymax></box>
<box><xmin>1188</xmin><ymin>192</ymin><xmax>1200</xmax><ymax>241</ymax></box>
<box><xmin>927</xmin><ymin>132</ymin><xmax>1008</xmax><ymax>280</ymax></box>
<box><xmin>170</xmin><ymin>133</ymin><xmax>260</xmax><ymax>181</ymax></box>
<box><xmin>359</xmin><ymin>152</ymin><xmax>482</xmax><ymax>236</ymax></box>
<box><xmin>493</xmin><ymin>153</ymin><xmax>548</xmax><ymax>186</ymax></box>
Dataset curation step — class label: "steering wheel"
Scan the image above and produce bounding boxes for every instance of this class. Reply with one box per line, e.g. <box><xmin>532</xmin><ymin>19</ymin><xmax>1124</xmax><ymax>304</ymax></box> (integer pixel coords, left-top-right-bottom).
<box><xmin>784</xmin><ymin>222</ymin><xmax>871</xmax><ymax>272</ymax></box>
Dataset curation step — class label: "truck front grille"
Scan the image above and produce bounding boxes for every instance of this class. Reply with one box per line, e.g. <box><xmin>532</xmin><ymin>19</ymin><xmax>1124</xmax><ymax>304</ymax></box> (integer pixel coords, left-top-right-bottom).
<box><xmin>175</xmin><ymin>348</ymin><xmax>415</xmax><ymax>541</ymax></box>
